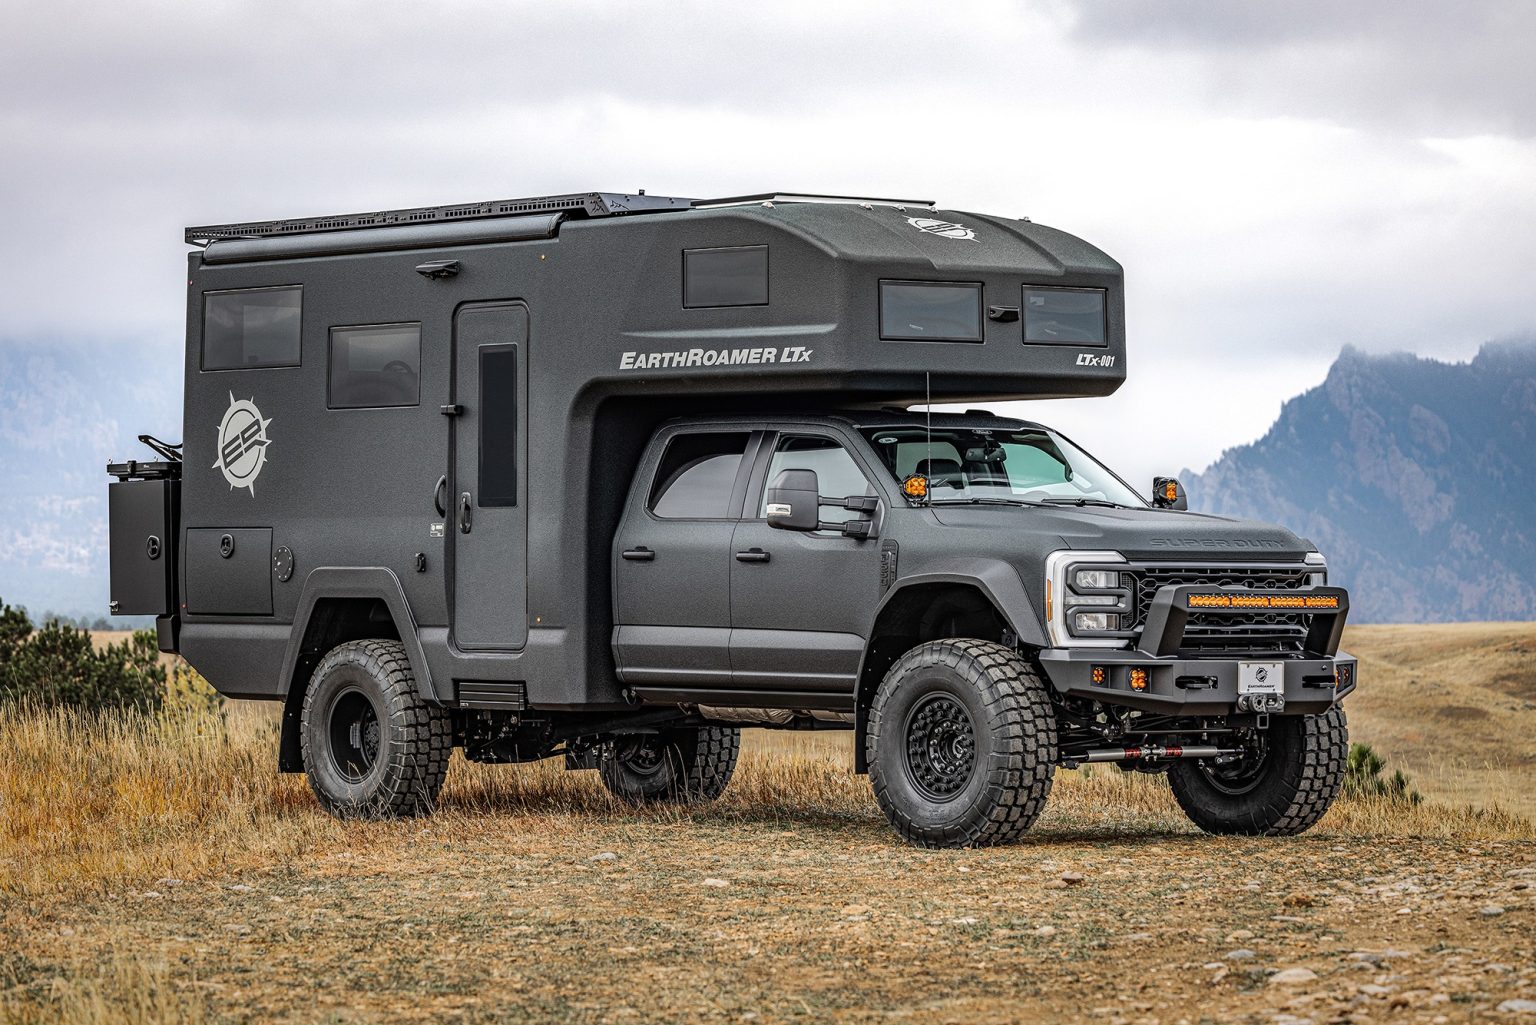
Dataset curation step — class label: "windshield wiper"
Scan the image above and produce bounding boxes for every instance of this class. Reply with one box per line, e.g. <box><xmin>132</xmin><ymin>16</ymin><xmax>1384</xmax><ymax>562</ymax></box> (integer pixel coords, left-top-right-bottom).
<box><xmin>1040</xmin><ymin>497</ymin><xmax>1127</xmax><ymax>509</ymax></box>
<box><xmin>928</xmin><ymin>496</ymin><xmax>1039</xmax><ymax>507</ymax></box>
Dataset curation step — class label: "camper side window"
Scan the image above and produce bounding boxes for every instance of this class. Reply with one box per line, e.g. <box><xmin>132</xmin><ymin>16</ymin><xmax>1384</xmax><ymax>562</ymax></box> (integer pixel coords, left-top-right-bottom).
<box><xmin>327</xmin><ymin>324</ymin><xmax>421</xmax><ymax>409</ymax></box>
<box><xmin>683</xmin><ymin>246</ymin><xmax>768</xmax><ymax>308</ymax></box>
<box><xmin>202</xmin><ymin>286</ymin><xmax>302</xmax><ymax>370</ymax></box>
<box><xmin>649</xmin><ymin>432</ymin><xmax>751</xmax><ymax>519</ymax></box>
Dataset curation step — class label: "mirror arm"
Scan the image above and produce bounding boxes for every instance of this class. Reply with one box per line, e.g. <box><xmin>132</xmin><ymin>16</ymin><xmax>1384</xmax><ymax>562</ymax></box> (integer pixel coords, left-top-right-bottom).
<box><xmin>835</xmin><ymin>495</ymin><xmax>881</xmax><ymax>513</ymax></box>
<box><xmin>834</xmin><ymin>519</ymin><xmax>873</xmax><ymax>539</ymax></box>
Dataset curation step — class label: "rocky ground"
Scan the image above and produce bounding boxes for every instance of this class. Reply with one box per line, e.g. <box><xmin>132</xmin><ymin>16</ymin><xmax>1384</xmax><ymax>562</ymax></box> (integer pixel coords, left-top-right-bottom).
<box><xmin>5</xmin><ymin>816</ymin><xmax>1534</xmax><ymax>1024</ymax></box>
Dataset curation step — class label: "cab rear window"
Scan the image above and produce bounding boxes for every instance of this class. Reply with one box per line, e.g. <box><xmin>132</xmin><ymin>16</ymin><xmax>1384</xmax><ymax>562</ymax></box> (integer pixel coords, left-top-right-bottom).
<box><xmin>879</xmin><ymin>281</ymin><xmax>982</xmax><ymax>342</ymax></box>
<box><xmin>649</xmin><ymin>432</ymin><xmax>751</xmax><ymax>518</ymax></box>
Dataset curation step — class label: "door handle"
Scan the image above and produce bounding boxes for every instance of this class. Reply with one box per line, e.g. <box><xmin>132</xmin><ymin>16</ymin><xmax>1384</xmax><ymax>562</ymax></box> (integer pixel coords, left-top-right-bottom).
<box><xmin>458</xmin><ymin>492</ymin><xmax>472</xmax><ymax>534</ymax></box>
<box><xmin>434</xmin><ymin>475</ymin><xmax>447</xmax><ymax>518</ymax></box>
<box><xmin>621</xmin><ymin>547</ymin><xmax>655</xmax><ymax>561</ymax></box>
<box><xmin>735</xmin><ymin>548</ymin><xmax>770</xmax><ymax>563</ymax></box>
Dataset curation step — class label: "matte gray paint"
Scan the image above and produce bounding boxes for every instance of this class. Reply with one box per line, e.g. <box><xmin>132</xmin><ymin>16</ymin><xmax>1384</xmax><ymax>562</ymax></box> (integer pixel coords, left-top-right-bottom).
<box><xmin>152</xmin><ymin>195</ymin><xmax>1336</xmax><ymax>728</ymax></box>
<box><xmin>276</xmin><ymin>566</ymin><xmax>438</xmax><ymax>701</ymax></box>
<box><xmin>450</xmin><ymin>302</ymin><xmax>530</xmax><ymax>651</ymax></box>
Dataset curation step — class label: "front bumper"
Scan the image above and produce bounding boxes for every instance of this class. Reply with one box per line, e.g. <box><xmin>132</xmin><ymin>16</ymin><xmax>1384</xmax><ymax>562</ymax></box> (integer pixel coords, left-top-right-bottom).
<box><xmin>1037</xmin><ymin>648</ymin><xmax>1356</xmax><ymax>716</ymax></box>
<box><xmin>1037</xmin><ymin>583</ymin><xmax>1356</xmax><ymax>716</ymax></box>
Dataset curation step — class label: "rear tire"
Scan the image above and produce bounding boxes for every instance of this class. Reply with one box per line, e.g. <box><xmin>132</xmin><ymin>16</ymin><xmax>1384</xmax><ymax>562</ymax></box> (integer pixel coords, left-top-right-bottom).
<box><xmin>1168</xmin><ymin>707</ymin><xmax>1348</xmax><ymax>836</ymax></box>
<box><xmin>300</xmin><ymin>639</ymin><xmax>450</xmax><ymax>819</ymax></box>
<box><xmin>866</xmin><ymin>639</ymin><xmax>1057</xmax><ymax>848</ymax></box>
<box><xmin>598</xmin><ymin>725</ymin><xmax>740</xmax><ymax>804</ymax></box>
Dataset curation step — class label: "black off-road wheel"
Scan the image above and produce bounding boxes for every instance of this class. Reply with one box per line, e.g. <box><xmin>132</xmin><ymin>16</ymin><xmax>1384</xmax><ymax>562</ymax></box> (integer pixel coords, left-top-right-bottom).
<box><xmin>1168</xmin><ymin>707</ymin><xmax>1348</xmax><ymax>836</ymax></box>
<box><xmin>598</xmin><ymin>725</ymin><xmax>740</xmax><ymax>804</ymax></box>
<box><xmin>300</xmin><ymin>639</ymin><xmax>451</xmax><ymax>819</ymax></box>
<box><xmin>866</xmin><ymin>639</ymin><xmax>1058</xmax><ymax>849</ymax></box>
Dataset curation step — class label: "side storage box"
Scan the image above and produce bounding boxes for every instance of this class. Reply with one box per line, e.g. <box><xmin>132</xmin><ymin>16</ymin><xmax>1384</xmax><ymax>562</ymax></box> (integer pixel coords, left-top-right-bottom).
<box><xmin>184</xmin><ymin>528</ymin><xmax>274</xmax><ymax>616</ymax></box>
<box><xmin>108</xmin><ymin>471</ymin><xmax>180</xmax><ymax>616</ymax></box>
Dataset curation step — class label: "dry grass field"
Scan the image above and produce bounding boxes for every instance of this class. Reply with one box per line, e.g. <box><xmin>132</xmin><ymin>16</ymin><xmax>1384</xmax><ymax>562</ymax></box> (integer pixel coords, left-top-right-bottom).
<box><xmin>3</xmin><ymin>623</ymin><xmax>1534</xmax><ymax>1024</ymax></box>
<box><xmin>1342</xmin><ymin>623</ymin><xmax>1536</xmax><ymax>821</ymax></box>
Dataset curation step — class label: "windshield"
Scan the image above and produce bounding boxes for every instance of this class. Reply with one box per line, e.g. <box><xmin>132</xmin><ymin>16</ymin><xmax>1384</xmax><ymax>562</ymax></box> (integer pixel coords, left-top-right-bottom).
<box><xmin>859</xmin><ymin>425</ymin><xmax>1146</xmax><ymax>508</ymax></box>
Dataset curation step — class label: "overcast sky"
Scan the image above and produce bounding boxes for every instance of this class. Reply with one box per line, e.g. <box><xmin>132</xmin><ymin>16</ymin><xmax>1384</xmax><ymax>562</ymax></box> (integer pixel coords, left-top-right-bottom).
<box><xmin>2</xmin><ymin>0</ymin><xmax>1533</xmax><ymax>486</ymax></box>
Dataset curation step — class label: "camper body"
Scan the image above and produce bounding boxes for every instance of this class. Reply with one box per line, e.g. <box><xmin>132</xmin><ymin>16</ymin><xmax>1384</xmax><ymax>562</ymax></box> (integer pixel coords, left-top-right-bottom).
<box><xmin>108</xmin><ymin>192</ymin><xmax>1355</xmax><ymax>846</ymax></box>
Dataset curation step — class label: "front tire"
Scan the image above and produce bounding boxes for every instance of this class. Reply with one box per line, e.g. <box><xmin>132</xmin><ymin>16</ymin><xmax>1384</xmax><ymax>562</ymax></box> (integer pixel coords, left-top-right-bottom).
<box><xmin>598</xmin><ymin>725</ymin><xmax>740</xmax><ymax>804</ymax></box>
<box><xmin>1168</xmin><ymin>707</ymin><xmax>1348</xmax><ymax>836</ymax></box>
<box><xmin>300</xmin><ymin>639</ymin><xmax>450</xmax><ymax>819</ymax></box>
<box><xmin>867</xmin><ymin>639</ymin><xmax>1058</xmax><ymax>848</ymax></box>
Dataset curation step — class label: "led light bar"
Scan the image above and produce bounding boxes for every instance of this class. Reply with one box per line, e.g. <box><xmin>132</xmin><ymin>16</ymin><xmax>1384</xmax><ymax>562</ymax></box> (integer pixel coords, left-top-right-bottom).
<box><xmin>1187</xmin><ymin>593</ymin><xmax>1340</xmax><ymax>610</ymax></box>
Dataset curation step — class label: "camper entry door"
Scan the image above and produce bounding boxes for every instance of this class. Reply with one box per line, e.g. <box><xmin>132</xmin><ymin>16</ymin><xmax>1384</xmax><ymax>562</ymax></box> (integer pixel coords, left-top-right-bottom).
<box><xmin>450</xmin><ymin>301</ymin><xmax>530</xmax><ymax>651</ymax></box>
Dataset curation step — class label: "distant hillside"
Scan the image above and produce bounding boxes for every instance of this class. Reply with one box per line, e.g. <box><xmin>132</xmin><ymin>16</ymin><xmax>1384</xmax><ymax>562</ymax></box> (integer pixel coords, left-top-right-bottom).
<box><xmin>0</xmin><ymin>342</ymin><xmax>179</xmax><ymax>618</ymax></box>
<box><xmin>1186</xmin><ymin>341</ymin><xmax>1536</xmax><ymax>623</ymax></box>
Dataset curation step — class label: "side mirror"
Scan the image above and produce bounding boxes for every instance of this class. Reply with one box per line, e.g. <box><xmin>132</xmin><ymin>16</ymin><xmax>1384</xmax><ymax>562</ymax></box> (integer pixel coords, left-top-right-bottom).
<box><xmin>1152</xmin><ymin>476</ymin><xmax>1188</xmax><ymax>511</ymax></box>
<box><xmin>765</xmin><ymin>469</ymin><xmax>821</xmax><ymax>530</ymax></box>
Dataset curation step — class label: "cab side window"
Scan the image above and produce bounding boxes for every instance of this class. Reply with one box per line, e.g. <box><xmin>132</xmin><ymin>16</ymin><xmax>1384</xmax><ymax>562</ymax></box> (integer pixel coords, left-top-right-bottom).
<box><xmin>760</xmin><ymin>435</ymin><xmax>874</xmax><ymax>524</ymax></box>
<box><xmin>649</xmin><ymin>432</ymin><xmax>751</xmax><ymax>519</ymax></box>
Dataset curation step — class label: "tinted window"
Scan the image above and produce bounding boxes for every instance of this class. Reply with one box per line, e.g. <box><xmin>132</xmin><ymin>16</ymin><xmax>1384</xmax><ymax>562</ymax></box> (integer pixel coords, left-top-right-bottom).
<box><xmin>203</xmin><ymin>286</ymin><xmax>302</xmax><ymax>370</ymax></box>
<box><xmin>1023</xmin><ymin>286</ymin><xmax>1107</xmax><ymax>345</ymax></box>
<box><xmin>650</xmin><ymin>432</ymin><xmax>750</xmax><ymax>518</ymax></box>
<box><xmin>879</xmin><ymin>281</ymin><xmax>982</xmax><ymax>342</ymax></box>
<box><xmin>328</xmin><ymin>324</ymin><xmax>420</xmax><ymax>408</ymax></box>
<box><xmin>479</xmin><ymin>344</ymin><xmax>519</xmax><ymax>507</ymax></box>
<box><xmin>684</xmin><ymin>246</ymin><xmax>768</xmax><ymax>308</ymax></box>
<box><xmin>761</xmin><ymin>435</ymin><xmax>874</xmax><ymax>524</ymax></box>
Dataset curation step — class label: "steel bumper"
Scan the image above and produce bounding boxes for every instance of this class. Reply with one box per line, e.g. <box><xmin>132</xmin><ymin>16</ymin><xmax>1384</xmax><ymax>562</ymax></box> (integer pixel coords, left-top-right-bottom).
<box><xmin>1036</xmin><ymin>648</ymin><xmax>1356</xmax><ymax>716</ymax></box>
<box><xmin>1037</xmin><ymin>583</ymin><xmax>1355</xmax><ymax>716</ymax></box>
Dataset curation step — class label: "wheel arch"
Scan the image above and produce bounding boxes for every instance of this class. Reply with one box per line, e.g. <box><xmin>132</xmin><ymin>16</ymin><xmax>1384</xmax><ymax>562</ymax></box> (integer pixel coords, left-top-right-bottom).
<box><xmin>851</xmin><ymin>561</ymin><xmax>1047</xmax><ymax>772</ymax></box>
<box><xmin>276</xmin><ymin>568</ymin><xmax>436</xmax><ymax>772</ymax></box>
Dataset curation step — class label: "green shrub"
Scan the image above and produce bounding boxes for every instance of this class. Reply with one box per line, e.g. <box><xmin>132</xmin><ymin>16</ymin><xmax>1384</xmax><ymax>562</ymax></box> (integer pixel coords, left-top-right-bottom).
<box><xmin>1344</xmin><ymin>741</ymin><xmax>1423</xmax><ymax>805</ymax></box>
<box><xmin>0</xmin><ymin>599</ymin><xmax>168</xmax><ymax>712</ymax></box>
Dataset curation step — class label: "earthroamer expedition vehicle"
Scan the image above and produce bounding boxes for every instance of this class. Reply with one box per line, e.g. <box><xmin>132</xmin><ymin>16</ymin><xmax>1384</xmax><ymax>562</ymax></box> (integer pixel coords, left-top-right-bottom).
<box><xmin>108</xmin><ymin>190</ymin><xmax>1356</xmax><ymax>847</ymax></box>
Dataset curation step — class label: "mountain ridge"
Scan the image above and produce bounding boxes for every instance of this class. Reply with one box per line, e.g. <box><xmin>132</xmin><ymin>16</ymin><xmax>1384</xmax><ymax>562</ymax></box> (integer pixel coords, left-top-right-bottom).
<box><xmin>1185</xmin><ymin>339</ymin><xmax>1536</xmax><ymax>622</ymax></box>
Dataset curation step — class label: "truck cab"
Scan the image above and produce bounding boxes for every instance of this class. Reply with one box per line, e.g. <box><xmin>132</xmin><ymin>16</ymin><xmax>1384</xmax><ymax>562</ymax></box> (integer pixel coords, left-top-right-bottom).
<box><xmin>108</xmin><ymin>190</ymin><xmax>1355</xmax><ymax>846</ymax></box>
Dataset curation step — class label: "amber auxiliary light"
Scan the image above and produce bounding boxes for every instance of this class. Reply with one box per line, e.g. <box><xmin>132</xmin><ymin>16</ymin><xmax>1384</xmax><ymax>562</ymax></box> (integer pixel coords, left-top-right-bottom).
<box><xmin>1187</xmin><ymin>593</ymin><xmax>1339</xmax><ymax>610</ymax></box>
<box><xmin>902</xmin><ymin>474</ymin><xmax>929</xmax><ymax>499</ymax></box>
<box><xmin>1129</xmin><ymin>667</ymin><xmax>1149</xmax><ymax>692</ymax></box>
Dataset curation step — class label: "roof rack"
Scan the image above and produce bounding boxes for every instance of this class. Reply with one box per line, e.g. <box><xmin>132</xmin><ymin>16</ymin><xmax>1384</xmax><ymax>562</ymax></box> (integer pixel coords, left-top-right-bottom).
<box><xmin>185</xmin><ymin>191</ymin><xmax>697</xmax><ymax>246</ymax></box>
<box><xmin>692</xmin><ymin>193</ymin><xmax>936</xmax><ymax>210</ymax></box>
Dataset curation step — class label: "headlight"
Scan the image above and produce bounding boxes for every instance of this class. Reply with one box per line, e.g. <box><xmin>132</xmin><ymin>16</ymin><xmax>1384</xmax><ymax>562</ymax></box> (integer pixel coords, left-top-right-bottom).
<box><xmin>1045</xmin><ymin>550</ymin><xmax>1131</xmax><ymax>649</ymax></box>
<box><xmin>1074</xmin><ymin>568</ymin><xmax>1119</xmax><ymax>589</ymax></box>
<box><xmin>1305</xmin><ymin>551</ymin><xmax>1327</xmax><ymax>586</ymax></box>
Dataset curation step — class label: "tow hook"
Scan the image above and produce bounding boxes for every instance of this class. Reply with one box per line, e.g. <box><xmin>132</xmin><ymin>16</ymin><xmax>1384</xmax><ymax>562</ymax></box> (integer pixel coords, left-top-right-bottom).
<box><xmin>1236</xmin><ymin>694</ymin><xmax>1285</xmax><ymax>713</ymax></box>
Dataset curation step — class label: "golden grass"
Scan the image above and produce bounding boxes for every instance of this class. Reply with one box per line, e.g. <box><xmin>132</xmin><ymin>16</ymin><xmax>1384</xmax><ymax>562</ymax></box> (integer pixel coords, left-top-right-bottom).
<box><xmin>1342</xmin><ymin>621</ymin><xmax>1536</xmax><ymax>819</ymax></box>
<box><xmin>3</xmin><ymin>693</ymin><xmax>1529</xmax><ymax>903</ymax></box>
<box><xmin>1</xmin><ymin>951</ymin><xmax>205</xmax><ymax>1025</ymax></box>
<box><xmin>4</xmin><ymin>625</ymin><xmax>1533</xmax><ymax>1024</ymax></box>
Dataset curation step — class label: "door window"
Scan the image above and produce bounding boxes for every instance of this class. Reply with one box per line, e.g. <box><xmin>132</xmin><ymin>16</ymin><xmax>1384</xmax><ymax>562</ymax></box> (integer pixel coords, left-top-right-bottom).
<box><xmin>649</xmin><ymin>432</ymin><xmax>752</xmax><ymax>519</ymax></box>
<box><xmin>760</xmin><ymin>435</ymin><xmax>874</xmax><ymax>524</ymax></box>
<box><xmin>478</xmin><ymin>344</ymin><xmax>519</xmax><ymax>507</ymax></box>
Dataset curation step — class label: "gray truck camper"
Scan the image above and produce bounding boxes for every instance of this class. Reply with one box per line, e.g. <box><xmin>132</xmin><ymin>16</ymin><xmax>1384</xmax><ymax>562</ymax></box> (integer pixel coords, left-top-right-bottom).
<box><xmin>109</xmin><ymin>190</ymin><xmax>1355</xmax><ymax>847</ymax></box>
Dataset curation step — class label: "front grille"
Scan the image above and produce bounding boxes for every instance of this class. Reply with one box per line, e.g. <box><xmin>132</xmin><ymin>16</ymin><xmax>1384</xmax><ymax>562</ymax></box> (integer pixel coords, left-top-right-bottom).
<box><xmin>1126</xmin><ymin>563</ymin><xmax>1316</xmax><ymax>656</ymax></box>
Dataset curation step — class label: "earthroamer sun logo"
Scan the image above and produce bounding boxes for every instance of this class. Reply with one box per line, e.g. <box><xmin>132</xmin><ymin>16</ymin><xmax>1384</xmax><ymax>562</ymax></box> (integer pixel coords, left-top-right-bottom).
<box><xmin>213</xmin><ymin>393</ymin><xmax>271</xmax><ymax>496</ymax></box>
<box><xmin>906</xmin><ymin>216</ymin><xmax>976</xmax><ymax>241</ymax></box>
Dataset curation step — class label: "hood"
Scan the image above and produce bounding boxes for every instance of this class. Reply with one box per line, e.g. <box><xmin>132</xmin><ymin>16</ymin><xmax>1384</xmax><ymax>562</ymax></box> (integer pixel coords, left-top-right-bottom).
<box><xmin>928</xmin><ymin>503</ymin><xmax>1313</xmax><ymax>560</ymax></box>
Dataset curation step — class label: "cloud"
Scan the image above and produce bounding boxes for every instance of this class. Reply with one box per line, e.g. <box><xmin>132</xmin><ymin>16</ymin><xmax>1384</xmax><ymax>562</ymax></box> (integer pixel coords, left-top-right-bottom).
<box><xmin>1064</xmin><ymin>0</ymin><xmax>1536</xmax><ymax>138</ymax></box>
<box><xmin>1</xmin><ymin>0</ymin><xmax>1533</xmax><ymax>485</ymax></box>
